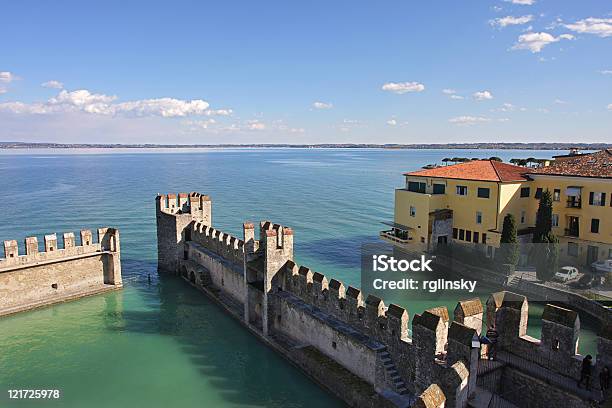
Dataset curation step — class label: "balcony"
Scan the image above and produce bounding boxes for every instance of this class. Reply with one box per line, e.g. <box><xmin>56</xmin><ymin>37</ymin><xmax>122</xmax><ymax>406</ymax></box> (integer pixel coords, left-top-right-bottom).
<box><xmin>380</xmin><ymin>230</ymin><xmax>413</xmax><ymax>244</ymax></box>
<box><xmin>566</xmin><ymin>197</ymin><xmax>581</xmax><ymax>208</ymax></box>
<box><xmin>380</xmin><ymin>221</ymin><xmax>414</xmax><ymax>244</ymax></box>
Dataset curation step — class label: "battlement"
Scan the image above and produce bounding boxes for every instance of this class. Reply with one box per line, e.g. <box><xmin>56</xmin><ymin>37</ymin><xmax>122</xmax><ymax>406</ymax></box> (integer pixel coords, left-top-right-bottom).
<box><xmin>190</xmin><ymin>222</ymin><xmax>244</xmax><ymax>264</ymax></box>
<box><xmin>1</xmin><ymin>227</ymin><xmax>122</xmax><ymax>317</ymax></box>
<box><xmin>486</xmin><ymin>291</ymin><xmax>608</xmax><ymax>381</ymax></box>
<box><xmin>1</xmin><ymin>227</ymin><xmax>120</xmax><ymax>269</ymax></box>
<box><xmin>156</xmin><ymin>192</ymin><xmax>211</xmax><ymax>216</ymax></box>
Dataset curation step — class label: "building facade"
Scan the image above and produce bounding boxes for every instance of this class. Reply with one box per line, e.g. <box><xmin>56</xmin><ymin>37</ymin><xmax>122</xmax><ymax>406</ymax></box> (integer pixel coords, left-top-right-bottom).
<box><xmin>383</xmin><ymin>150</ymin><xmax>612</xmax><ymax>266</ymax></box>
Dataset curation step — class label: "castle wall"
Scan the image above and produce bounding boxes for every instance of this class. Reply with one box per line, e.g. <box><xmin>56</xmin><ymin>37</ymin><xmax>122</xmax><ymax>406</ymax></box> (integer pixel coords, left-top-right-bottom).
<box><xmin>156</xmin><ymin>192</ymin><xmax>608</xmax><ymax>408</ymax></box>
<box><xmin>186</xmin><ymin>241</ymin><xmax>245</xmax><ymax>305</ymax></box>
<box><xmin>273</xmin><ymin>292</ymin><xmax>380</xmax><ymax>386</ymax></box>
<box><xmin>0</xmin><ymin>228</ymin><xmax>122</xmax><ymax>317</ymax></box>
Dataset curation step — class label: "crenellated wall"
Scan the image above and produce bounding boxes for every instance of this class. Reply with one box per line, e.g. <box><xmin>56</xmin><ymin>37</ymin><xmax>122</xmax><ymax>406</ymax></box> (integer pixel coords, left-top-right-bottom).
<box><xmin>156</xmin><ymin>192</ymin><xmax>605</xmax><ymax>408</ymax></box>
<box><xmin>0</xmin><ymin>227</ymin><xmax>122</xmax><ymax>316</ymax></box>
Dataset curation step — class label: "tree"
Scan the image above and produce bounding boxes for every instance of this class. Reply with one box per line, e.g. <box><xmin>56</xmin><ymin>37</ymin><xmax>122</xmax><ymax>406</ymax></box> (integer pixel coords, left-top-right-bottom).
<box><xmin>489</xmin><ymin>156</ymin><xmax>503</xmax><ymax>162</ymax></box>
<box><xmin>442</xmin><ymin>158</ymin><xmax>451</xmax><ymax>166</ymax></box>
<box><xmin>532</xmin><ymin>190</ymin><xmax>559</xmax><ymax>281</ymax></box>
<box><xmin>497</xmin><ymin>214</ymin><xmax>519</xmax><ymax>270</ymax></box>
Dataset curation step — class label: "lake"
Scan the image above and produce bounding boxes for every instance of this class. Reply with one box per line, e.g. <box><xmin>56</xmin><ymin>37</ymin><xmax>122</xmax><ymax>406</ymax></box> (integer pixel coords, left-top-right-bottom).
<box><xmin>0</xmin><ymin>148</ymin><xmax>599</xmax><ymax>407</ymax></box>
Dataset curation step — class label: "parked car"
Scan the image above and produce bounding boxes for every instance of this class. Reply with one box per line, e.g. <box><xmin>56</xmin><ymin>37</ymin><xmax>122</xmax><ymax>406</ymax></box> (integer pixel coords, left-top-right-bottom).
<box><xmin>568</xmin><ymin>273</ymin><xmax>594</xmax><ymax>289</ymax></box>
<box><xmin>591</xmin><ymin>259</ymin><xmax>612</xmax><ymax>274</ymax></box>
<box><xmin>554</xmin><ymin>266</ymin><xmax>579</xmax><ymax>282</ymax></box>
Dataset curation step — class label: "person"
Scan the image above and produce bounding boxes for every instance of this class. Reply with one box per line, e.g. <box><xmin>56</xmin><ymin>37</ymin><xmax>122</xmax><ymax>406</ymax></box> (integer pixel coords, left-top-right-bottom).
<box><xmin>481</xmin><ymin>327</ymin><xmax>499</xmax><ymax>360</ymax></box>
<box><xmin>578</xmin><ymin>355</ymin><xmax>593</xmax><ymax>390</ymax></box>
<box><xmin>600</xmin><ymin>366</ymin><xmax>610</xmax><ymax>401</ymax></box>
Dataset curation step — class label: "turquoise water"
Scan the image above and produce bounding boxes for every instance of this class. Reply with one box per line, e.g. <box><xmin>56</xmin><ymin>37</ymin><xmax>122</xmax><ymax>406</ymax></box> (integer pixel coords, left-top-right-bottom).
<box><xmin>0</xmin><ymin>148</ymin><xmax>600</xmax><ymax>407</ymax></box>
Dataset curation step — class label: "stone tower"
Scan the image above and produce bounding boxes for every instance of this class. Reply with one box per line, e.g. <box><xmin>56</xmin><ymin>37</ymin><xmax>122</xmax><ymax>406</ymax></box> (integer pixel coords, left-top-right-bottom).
<box><xmin>156</xmin><ymin>192</ymin><xmax>211</xmax><ymax>273</ymax></box>
<box><xmin>243</xmin><ymin>221</ymin><xmax>294</xmax><ymax>336</ymax></box>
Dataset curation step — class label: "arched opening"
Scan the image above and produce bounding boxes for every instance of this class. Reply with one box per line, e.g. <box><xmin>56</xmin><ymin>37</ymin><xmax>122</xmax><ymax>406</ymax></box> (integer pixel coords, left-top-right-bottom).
<box><xmin>189</xmin><ymin>271</ymin><xmax>196</xmax><ymax>284</ymax></box>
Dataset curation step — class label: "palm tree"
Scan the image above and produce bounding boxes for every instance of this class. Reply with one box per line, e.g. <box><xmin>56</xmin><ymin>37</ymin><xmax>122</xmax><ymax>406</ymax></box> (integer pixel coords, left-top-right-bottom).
<box><xmin>442</xmin><ymin>158</ymin><xmax>451</xmax><ymax>166</ymax></box>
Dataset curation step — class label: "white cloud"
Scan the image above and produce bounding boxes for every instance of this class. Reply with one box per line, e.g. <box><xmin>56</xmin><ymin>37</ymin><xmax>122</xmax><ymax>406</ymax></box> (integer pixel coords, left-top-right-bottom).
<box><xmin>505</xmin><ymin>0</ymin><xmax>535</xmax><ymax>5</ymax></box>
<box><xmin>607</xmin><ymin>104</ymin><xmax>612</xmax><ymax>111</ymax></box>
<box><xmin>246</xmin><ymin>120</ymin><xmax>266</xmax><ymax>131</ymax></box>
<box><xmin>511</xmin><ymin>32</ymin><xmax>574</xmax><ymax>53</ymax></box>
<box><xmin>381</xmin><ymin>81</ymin><xmax>425</xmax><ymax>94</ymax></box>
<box><xmin>386</xmin><ymin>119</ymin><xmax>397</xmax><ymax>126</ymax></box>
<box><xmin>0</xmin><ymin>88</ymin><xmax>224</xmax><ymax>118</ymax></box>
<box><xmin>0</xmin><ymin>88</ymin><xmax>6</xmax><ymax>95</ymax></box>
<box><xmin>473</xmin><ymin>90</ymin><xmax>494</xmax><ymax>100</ymax></box>
<box><xmin>490</xmin><ymin>15</ymin><xmax>533</xmax><ymax>28</ymax></box>
<box><xmin>312</xmin><ymin>101</ymin><xmax>333</xmax><ymax>109</ymax></box>
<box><xmin>565</xmin><ymin>18</ymin><xmax>612</xmax><ymax>38</ymax></box>
<box><xmin>449</xmin><ymin>116</ymin><xmax>491</xmax><ymax>125</ymax></box>
<box><xmin>599</xmin><ymin>70</ymin><xmax>612</xmax><ymax>75</ymax></box>
<box><xmin>554</xmin><ymin>98</ymin><xmax>567</xmax><ymax>104</ymax></box>
<box><xmin>443</xmin><ymin>89</ymin><xmax>464</xmax><ymax>100</ymax></box>
<box><xmin>0</xmin><ymin>71</ymin><xmax>17</xmax><ymax>83</ymax></box>
<box><xmin>41</xmin><ymin>80</ymin><xmax>64</xmax><ymax>89</ymax></box>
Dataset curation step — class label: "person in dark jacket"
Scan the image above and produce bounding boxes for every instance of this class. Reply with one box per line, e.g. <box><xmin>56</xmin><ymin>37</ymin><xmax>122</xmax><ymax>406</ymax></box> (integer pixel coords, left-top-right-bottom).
<box><xmin>578</xmin><ymin>355</ymin><xmax>593</xmax><ymax>390</ymax></box>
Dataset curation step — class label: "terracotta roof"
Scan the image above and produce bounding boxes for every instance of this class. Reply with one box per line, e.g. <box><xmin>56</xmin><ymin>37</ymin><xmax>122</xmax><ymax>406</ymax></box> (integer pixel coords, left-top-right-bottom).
<box><xmin>529</xmin><ymin>149</ymin><xmax>612</xmax><ymax>178</ymax></box>
<box><xmin>404</xmin><ymin>160</ymin><xmax>529</xmax><ymax>182</ymax></box>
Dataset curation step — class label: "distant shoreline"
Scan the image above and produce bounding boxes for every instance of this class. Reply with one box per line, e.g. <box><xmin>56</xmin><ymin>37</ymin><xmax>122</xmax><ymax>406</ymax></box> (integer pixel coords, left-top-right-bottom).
<box><xmin>0</xmin><ymin>142</ymin><xmax>610</xmax><ymax>151</ymax></box>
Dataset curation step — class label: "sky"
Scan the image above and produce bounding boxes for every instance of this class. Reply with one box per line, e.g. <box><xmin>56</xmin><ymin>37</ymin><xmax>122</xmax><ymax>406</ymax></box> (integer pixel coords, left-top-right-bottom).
<box><xmin>0</xmin><ymin>0</ymin><xmax>611</xmax><ymax>144</ymax></box>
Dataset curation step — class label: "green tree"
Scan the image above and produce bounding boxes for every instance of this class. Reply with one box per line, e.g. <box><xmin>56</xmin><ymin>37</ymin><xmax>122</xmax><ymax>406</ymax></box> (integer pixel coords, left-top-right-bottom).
<box><xmin>489</xmin><ymin>156</ymin><xmax>503</xmax><ymax>162</ymax></box>
<box><xmin>497</xmin><ymin>214</ymin><xmax>519</xmax><ymax>270</ymax></box>
<box><xmin>532</xmin><ymin>190</ymin><xmax>559</xmax><ymax>281</ymax></box>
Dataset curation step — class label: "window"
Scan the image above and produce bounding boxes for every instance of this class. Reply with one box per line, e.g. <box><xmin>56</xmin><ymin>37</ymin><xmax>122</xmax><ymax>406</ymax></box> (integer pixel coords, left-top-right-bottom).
<box><xmin>332</xmin><ymin>341</ymin><xmax>337</xmax><ymax>349</ymax></box>
<box><xmin>452</xmin><ymin>228</ymin><xmax>458</xmax><ymax>239</ymax></box>
<box><xmin>520</xmin><ymin>210</ymin><xmax>526</xmax><ymax>224</ymax></box>
<box><xmin>535</xmin><ymin>188</ymin><xmax>543</xmax><ymax>199</ymax></box>
<box><xmin>482</xmin><ymin>233</ymin><xmax>487</xmax><ymax>244</ymax></box>
<box><xmin>589</xmin><ymin>192</ymin><xmax>606</xmax><ymax>206</ymax></box>
<box><xmin>477</xmin><ymin>187</ymin><xmax>490</xmax><ymax>198</ymax></box>
<box><xmin>409</xmin><ymin>206</ymin><xmax>416</xmax><ymax>217</ymax></box>
<box><xmin>51</xmin><ymin>283</ymin><xmax>58</xmax><ymax>289</ymax></box>
<box><xmin>473</xmin><ymin>232</ymin><xmax>479</xmax><ymax>243</ymax></box>
<box><xmin>591</xmin><ymin>219</ymin><xmax>600</xmax><ymax>234</ymax></box>
<box><xmin>433</xmin><ymin>184</ymin><xmax>446</xmax><ymax>194</ymax></box>
<box><xmin>552</xmin><ymin>339</ymin><xmax>560</xmax><ymax>351</ymax></box>
<box><xmin>459</xmin><ymin>229</ymin><xmax>465</xmax><ymax>240</ymax></box>
<box><xmin>552</xmin><ymin>214</ymin><xmax>559</xmax><ymax>227</ymax></box>
<box><xmin>567</xmin><ymin>242</ymin><xmax>578</xmax><ymax>257</ymax></box>
<box><xmin>476</xmin><ymin>211</ymin><xmax>483</xmax><ymax>224</ymax></box>
<box><xmin>553</xmin><ymin>189</ymin><xmax>561</xmax><ymax>202</ymax></box>
<box><xmin>408</xmin><ymin>181</ymin><xmax>426</xmax><ymax>193</ymax></box>
<box><xmin>520</xmin><ymin>187</ymin><xmax>530</xmax><ymax>198</ymax></box>
<box><xmin>456</xmin><ymin>185</ymin><xmax>468</xmax><ymax>196</ymax></box>
<box><xmin>466</xmin><ymin>230</ymin><xmax>472</xmax><ymax>242</ymax></box>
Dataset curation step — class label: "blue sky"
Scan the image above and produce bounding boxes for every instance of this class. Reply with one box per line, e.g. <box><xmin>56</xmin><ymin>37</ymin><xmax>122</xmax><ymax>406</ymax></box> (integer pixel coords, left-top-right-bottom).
<box><xmin>0</xmin><ymin>0</ymin><xmax>610</xmax><ymax>144</ymax></box>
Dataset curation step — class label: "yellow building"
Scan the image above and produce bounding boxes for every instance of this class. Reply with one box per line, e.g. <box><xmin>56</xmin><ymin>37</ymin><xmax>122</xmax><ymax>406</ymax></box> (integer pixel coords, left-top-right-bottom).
<box><xmin>382</xmin><ymin>150</ymin><xmax>612</xmax><ymax>266</ymax></box>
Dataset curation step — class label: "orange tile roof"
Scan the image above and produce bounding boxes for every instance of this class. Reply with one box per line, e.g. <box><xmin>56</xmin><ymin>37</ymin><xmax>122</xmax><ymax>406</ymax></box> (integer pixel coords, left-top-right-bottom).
<box><xmin>404</xmin><ymin>160</ymin><xmax>529</xmax><ymax>182</ymax></box>
<box><xmin>529</xmin><ymin>149</ymin><xmax>612</xmax><ymax>179</ymax></box>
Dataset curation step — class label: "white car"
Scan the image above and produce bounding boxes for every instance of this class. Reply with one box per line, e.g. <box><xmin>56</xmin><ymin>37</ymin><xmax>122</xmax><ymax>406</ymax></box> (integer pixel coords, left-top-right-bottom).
<box><xmin>591</xmin><ymin>259</ymin><xmax>612</xmax><ymax>274</ymax></box>
<box><xmin>554</xmin><ymin>266</ymin><xmax>579</xmax><ymax>282</ymax></box>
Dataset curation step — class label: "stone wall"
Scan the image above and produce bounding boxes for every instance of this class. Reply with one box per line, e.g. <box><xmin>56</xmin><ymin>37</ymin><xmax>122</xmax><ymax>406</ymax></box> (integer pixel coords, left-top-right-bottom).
<box><xmin>0</xmin><ymin>228</ymin><xmax>122</xmax><ymax>316</ymax></box>
<box><xmin>156</xmin><ymin>192</ymin><xmax>608</xmax><ymax>408</ymax></box>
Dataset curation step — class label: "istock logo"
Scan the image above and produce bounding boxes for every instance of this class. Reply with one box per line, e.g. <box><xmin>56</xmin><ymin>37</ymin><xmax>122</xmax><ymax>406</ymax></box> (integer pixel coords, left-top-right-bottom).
<box><xmin>372</xmin><ymin>254</ymin><xmax>433</xmax><ymax>272</ymax></box>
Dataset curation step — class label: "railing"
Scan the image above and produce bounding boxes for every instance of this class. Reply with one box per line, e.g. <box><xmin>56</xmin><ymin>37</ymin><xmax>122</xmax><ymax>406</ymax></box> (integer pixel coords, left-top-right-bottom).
<box><xmin>566</xmin><ymin>198</ymin><xmax>581</xmax><ymax>208</ymax></box>
<box><xmin>379</xmin><ymin>230</ymin><xmax>412</xmax><ymax>244</ymax></box>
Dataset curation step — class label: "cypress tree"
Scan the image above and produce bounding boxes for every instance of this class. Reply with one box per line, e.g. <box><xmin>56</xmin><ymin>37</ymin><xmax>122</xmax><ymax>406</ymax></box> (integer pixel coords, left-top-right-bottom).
<box><xmin>497</xmin><ymin>213</ymin><xmax>519</xmax><ymax>269</ymax></box>
<box><xmin>532</xmin><ymin>190</ymin><xmax>559</xmax><ymax>281</ymax></box>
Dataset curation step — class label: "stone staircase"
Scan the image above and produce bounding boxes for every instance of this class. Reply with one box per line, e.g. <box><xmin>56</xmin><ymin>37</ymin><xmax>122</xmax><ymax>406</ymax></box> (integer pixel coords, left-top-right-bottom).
<box><xmin>378</xmin><ymin>348</ymin><xmax>410</xmax><ymax>396</ymax></box>
<box><xmin>505</xmin><ymin>275</ymin><xmax>521</xmax><ymax>289</ymax></box>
